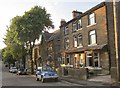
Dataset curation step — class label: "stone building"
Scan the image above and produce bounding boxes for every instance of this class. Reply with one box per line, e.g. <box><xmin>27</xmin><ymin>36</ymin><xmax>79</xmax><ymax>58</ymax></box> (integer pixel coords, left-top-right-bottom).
<box><xmin>106</xmin><ymin>1</ymin><xmax>120</xmax><ymax>82</ymax></box>
<box><xmin>47</xmin><ymin>29</ymin><xmax>61</xmax><ymax>68</ymax></box>
<box><xmin>60</xmin><ymin>2</ymin><xmax>110</xmax><ymax>77</ymax></box>
<box><xmin>40</xmin><ymin>31</ymin><xmax>53</xmax><ymax>66</ymax></box>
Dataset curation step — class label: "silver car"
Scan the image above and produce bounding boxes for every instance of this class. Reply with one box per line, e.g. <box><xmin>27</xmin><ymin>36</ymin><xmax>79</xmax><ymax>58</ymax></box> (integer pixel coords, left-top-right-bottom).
<box><xmin>9</xmin><ymin>67</ymin><xmax>17</xmax><ymax>73</ymax></box>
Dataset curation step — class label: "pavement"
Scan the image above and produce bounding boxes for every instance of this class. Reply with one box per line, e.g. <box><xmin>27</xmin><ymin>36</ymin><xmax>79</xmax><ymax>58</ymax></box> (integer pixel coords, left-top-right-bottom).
<box><xmin>59</xmin><ymin>75</ymin><xmax>111</xmax><ymax>86</ymax></box>
<box><xmin>30</xmin><ymin>74</ymin><xmax>119</xmax><ymax>86</ymax></box>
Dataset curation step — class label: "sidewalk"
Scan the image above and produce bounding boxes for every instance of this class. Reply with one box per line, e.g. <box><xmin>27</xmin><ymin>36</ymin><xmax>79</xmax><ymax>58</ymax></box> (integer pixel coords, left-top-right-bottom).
<box><xmin>30</xmin><ymin>74</ymin><xmax>120</xmax><ymax>86</ymax></box>
<box><xmin>59</xmin><ymin>75</ymin><xmax>111</xmax><ymax>86</ymax></box>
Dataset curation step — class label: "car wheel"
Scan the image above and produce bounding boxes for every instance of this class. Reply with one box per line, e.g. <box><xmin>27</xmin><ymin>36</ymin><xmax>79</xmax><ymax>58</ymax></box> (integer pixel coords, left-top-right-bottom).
<box><xmin>36</xmin><ymin>77</ymin><xmax>39</xmax><ymax>81</ymax></box>
<box><xmin>41</xmin><ymin>76</ymin><xmax>45</xmax><ymax>83</ymax></box>
<box><xmin>55</xmin><ymin>78</ymin><xmax>58</xmax><ymax>82</ymax></box>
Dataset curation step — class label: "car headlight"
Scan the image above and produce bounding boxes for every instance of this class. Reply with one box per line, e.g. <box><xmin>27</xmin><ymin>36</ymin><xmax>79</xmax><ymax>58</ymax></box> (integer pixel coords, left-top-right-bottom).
<box><xmin>54</xmin><ymin>74</ymin><xmax>57</xmax><ymax>76</ymax></box>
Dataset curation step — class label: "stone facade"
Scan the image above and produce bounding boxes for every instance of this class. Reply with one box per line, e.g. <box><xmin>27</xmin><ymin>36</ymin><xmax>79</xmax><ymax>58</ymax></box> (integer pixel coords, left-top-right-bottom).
<box><xmin>47</xmin><ymin>29</ymin><xmax>61</xmax><ymax>68</ymax></box>
<box><xmin>60</xmin><ymin>2</ymin><xmax>110</xmax><ymax>77</ymax></box>
<box><xmin>106</xmin><ymin>1</ymin><xmax>120</xmax><ymax>82</ymax></box>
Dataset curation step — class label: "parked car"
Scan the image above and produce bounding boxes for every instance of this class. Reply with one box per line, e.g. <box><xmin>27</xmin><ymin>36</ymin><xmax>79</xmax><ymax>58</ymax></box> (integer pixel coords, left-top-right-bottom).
<box><xmin>5</xmin><ymin>64</ymin><xmax>8</xmax><ymax>67</ymax></box>
<box><xmin>9</xmin><ymin>67</ymin><xmax>17</xmax><ymax>73</ymax></box>
<box><xmin>36</xmin><ymin>66</ymin><xmax>58</xmax><ymax>83</ymax></box>
<box><xmin>17</xmin><ymin>68</ymin><xmax>27</xmax><ymax>75</ymax></box>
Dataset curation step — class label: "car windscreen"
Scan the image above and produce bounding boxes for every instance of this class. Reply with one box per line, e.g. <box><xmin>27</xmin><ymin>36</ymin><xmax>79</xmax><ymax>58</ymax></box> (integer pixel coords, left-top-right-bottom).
<box><xmin>12</xmin><ymin>67</ymin><xmax>17</xmax><ymax>69</ymax></box>
<box><xmin>19</xmin><ymin>68</ymin><xmax>24</xmax><ymax>71</ymax></box>
<box><xmin>42</xmin><ymin>66</ymin><xmax>53</xmax><ymax>71</ymax></box>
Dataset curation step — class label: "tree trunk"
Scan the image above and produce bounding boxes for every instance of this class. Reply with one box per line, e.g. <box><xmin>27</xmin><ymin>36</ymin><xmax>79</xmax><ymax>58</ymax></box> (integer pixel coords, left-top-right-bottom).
<box><xmin>30</xmin><ymin>48</ymin><xmax>34</xmax><ymax>74</ymax></box>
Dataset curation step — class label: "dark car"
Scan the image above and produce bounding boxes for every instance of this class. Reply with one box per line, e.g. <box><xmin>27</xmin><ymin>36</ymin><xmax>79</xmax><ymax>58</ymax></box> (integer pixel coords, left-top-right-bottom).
<box><xmin>17</xmin><ymin>68</ymin><xmax>27</xmax><ymax>75</ymax></box>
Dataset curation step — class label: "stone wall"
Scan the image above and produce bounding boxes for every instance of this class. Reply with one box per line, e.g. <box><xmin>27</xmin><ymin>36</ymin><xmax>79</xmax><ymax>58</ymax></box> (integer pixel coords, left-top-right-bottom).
<box><xmin>68</xmin><ymin>68</ymin><xmax>88</xmax><ymax>80</ymax></box>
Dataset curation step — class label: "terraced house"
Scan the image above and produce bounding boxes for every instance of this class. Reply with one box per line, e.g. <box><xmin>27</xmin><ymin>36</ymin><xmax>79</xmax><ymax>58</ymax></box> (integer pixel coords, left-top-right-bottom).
<box><xmin>60</xmin><ymin>2</ymin><xmax>110</xmax><ymax>77</ymax></box>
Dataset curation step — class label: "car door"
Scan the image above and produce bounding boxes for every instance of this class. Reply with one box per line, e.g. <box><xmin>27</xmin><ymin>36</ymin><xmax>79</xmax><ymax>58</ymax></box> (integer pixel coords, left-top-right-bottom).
<box><xmin>37</xmin><ymin>69</ymin><xmax>42</xmax><ymax>79</ymax></box>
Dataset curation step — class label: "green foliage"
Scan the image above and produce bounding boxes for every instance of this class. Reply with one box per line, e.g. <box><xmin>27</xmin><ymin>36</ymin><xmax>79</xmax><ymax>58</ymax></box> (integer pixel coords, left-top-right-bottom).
<box><xmin>3</xmin><ymin>16</ymin><xmax>27</xmax><ymax>63</ymax></box>
<box><xmin>2</xmin><ymin>47</ymin><xmax>15</xmax><ymax>64</ymax></box>
<box><xmin>3</xmin><ymin>5</ymin><xmax>53</xmax><ymax>74</ymax></box>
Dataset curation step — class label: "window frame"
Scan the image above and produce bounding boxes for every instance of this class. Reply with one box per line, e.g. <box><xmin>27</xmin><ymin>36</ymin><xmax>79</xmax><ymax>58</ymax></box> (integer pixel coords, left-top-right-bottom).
<box><xmin>64</xmin><ymin>26</ymin><xmax>69</xmax><ymax>35</ymax></box>
<box><xmin>64</xmin><ymin>37</ymin><xmax>69</xmax><ymax>50</ymax></box>
<box><xmin>89</xmin><ymin>30</ymin><xmax>97</xmax><ymax>45</ymax></box>
<box><xmin>77</xmin><ymin>34</ymin><xmax>83</xmax><ymax>47</ymax></box>
<box><xmin>72</xmin><ymin>21</ymin><xmax>77</xmax><ymax>32</ymax></box>
<box><xmin>78</xmin><ymin>19</ymin><xmax>82</xmax><ymax>29</ymax></box>
<box><xmin>93</xmin><ymin>52</ymin><xmax>100</xmax><ymax>67</ymax></box>
<box><xmin>73</xmin><ymin>36</ymin><xmax>77</xmax><ymax>48</ymax></box>
<box><xmin>88</xmin><ymin>13</ymin><xmax>96</xmax><ymax>26</ymax></box>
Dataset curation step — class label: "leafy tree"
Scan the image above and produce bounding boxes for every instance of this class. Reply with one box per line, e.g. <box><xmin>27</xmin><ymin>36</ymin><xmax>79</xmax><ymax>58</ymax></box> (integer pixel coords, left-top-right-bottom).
<box><xmin>2</xmin><ymin>47</ymin><xmax>16</xmax><ymax>68</ymax></box>
<box><xmin>15</xmin><ymin>6</ymin><xmax>53</xmax><ymax>74</ymax></box>
<box><xmin>3</xmin><ymin>16</ymin><xmax>27</xmax><ymax>68</ymax></box>
<box><xmin>3</xmin><ymin>6</ymin><xmax>53</xmax><ymax>74</ymax></box>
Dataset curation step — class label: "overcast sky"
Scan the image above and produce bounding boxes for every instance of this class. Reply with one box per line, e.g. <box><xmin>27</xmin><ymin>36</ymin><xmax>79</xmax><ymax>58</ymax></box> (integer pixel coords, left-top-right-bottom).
<box><xmin>0</xmin><ymin>0</ymin><xmax>104</xmax><ymax>49</ymax></box>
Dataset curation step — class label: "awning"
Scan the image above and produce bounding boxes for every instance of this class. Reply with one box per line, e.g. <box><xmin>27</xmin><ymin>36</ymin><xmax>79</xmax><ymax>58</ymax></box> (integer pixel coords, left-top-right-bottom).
<box><xmin>65</xmin><ymin>44</ymin><xmax>107</xmax><ymax>54</ymax></box>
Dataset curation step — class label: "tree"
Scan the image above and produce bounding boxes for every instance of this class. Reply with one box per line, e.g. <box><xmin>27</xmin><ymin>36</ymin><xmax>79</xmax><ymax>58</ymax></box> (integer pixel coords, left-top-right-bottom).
<box><xmin>2</xmin><ymin>47</ymin><xmax>16</xmax><ymax>68</ymax></box>
<box><xmin>3</xmin><ymin>16</ymin><xmax>27</xmax><ymax>68</ymax></box>
<box><xmin>15</xmin><ymin>6</ymin><xmax>53</xmax><ymax>74</ymax></box>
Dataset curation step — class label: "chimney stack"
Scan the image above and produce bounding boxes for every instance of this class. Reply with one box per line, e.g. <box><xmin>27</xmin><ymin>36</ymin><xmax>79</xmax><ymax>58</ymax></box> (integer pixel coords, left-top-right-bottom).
<box><xmin>60</xmin><ymin>19</ymin><xmax>66</xmax><ymax>26</ymax></box>
<box><xmin>72</xmin><ymin>10</ymin><xmax>83</xmax><ymax>18</ymax></box>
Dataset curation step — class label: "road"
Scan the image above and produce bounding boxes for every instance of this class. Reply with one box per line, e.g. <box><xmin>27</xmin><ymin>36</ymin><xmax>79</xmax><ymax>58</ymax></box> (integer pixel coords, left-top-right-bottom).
<box><xmin>2</xmin><ymin>62</ymin><xmax>82</xmax><ymax>86</ymax></box>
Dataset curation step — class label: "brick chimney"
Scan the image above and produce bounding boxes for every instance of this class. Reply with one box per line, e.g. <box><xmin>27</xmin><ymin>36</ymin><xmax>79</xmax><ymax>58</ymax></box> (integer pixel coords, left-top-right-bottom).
<box><xmin>60</xmin><ymin>19</ymin><xmax>66</xmax><ymax>26</ymax></box>
<box><xmin>72</xmin><ymin>10</ymin><xmax>83</xmax><ymax>18</ymax></box>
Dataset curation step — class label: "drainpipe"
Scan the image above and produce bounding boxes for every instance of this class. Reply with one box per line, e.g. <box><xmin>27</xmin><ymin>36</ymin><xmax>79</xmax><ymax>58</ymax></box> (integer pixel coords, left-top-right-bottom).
<box><xmin>113</xmin><ymin>0</ymin><xmax>119</xmax><ymax>82</ymax></box>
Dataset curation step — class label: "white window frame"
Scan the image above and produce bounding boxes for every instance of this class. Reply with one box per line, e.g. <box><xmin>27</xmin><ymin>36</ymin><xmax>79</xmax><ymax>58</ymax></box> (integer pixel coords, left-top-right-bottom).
<box><xmin>73</xmin><ymin>22</ymin><xmax>77</xmax><ymax>32</ymax></box>
<box><xmin>66</xmin><ymin>55</ymin><xmax>70</xmax><ymax>65</ymax></box>
<box><xmin>93</xmin><ymin>52</ymin><xmax>100</xmax><ymax>67</ymax></box>
<box><xmin>88</xmin><ymin>13</ymin><xmax>96</xmax><ymax>26</ymax></box>
<box><xmin>78</xmin><ymin>19</ymin><xmax>82</xmax><ymax>30</ymax></box>
<box><xmin>77</xmin><ymin>34</ymin><xmax>83</xmax><ymax>47</ymax></box>
<box><xmin>65</xmin><ymin>38</ymin><xmax>69</xmax><ymax>50</ymax></box>
<box><xmin>64</xmin><ymin>26</ymin><xmax>68</xmax><ymax>35</ymax></box>
<box><xmin>89</xmin><ymin>30</ymin><xmax>97</xmax><ymax>45</ymax></box>
<box><xmin>73</xmin><ymin>36</ymin><xmax>77</xmax><ymax>47</ymax></box>
<box><xmin>79</xmin><ymin>54</ymin><xmax>83</xmax><ymax>65</ymax></box>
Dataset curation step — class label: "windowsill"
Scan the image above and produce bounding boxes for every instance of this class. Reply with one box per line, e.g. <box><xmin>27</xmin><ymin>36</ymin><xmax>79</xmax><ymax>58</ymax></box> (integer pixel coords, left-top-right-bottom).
<box><xmin>77</xmin><ymin>45</ymin><xmax>83</xmax><ymax>48</ymax></box>
<box><xmin>77</xmin><ymin>28</ymin><xmax>83</xmax><ymax>31</ymax></box>
<box><xmin>87</xmin><ymin>23</ymin><xmax>96</xmax><ymax>28</ymax></box>
<box><xmin>88</xmin><ymin>43</ymin><xmax>97</xmax><ymax>46</ymax></box>
<box><xmin>85</xmin><ymin>66</ymin><xmax>102</xmax><ymax>70</ymax></box>
<box><xmin>64</xmin><ymin>34</ymin><xmax>69</xmax><ymax>36</ymax></box>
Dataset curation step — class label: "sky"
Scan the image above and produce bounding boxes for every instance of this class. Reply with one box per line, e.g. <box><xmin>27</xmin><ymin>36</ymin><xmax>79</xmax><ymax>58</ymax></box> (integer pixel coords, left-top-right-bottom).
<box><xmin>0</xmin><ymin>0</ymin><xmax>104</xmax><ymax>49</ymax></box>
